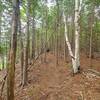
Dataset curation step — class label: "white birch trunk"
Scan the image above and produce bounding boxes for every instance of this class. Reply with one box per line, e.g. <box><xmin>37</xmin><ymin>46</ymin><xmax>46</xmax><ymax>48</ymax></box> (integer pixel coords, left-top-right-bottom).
<box><xmin>63</xmin><ymin>0</ymin><xmax>81</xmax><ymax>73</ymax></box>
<box><xmin>74</xmin><ymin>0</ymin><xmax>81</xmax><ymax>73</ymax></box>
<box><xmin>63</xmin><ymin>12</ymin><xmax>75</xmax><ymax>72</ymax></box>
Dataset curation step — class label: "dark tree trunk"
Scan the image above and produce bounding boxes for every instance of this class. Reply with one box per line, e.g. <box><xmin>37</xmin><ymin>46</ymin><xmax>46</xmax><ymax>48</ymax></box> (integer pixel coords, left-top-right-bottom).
<box><xmin>7</xmin><ymin>0</ymin><xmax>19</xmax><ymax>100</ymax></box>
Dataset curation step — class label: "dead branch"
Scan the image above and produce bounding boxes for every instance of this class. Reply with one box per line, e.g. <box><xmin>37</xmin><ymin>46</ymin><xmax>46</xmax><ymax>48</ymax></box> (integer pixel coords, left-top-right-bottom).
<box><xmin>82</xmin><ymin>69</ymin><xmax>100</xmax><ymax>78</ymax></box>
<box><xmin>0</xmin><ymin>73</ymin><xmax>7</xmax><ymax>97</ymax></box>
<box><xmin>87</xmin><ymin>69</ymin><xmax>100</xmax><ymax>76</ymax></box>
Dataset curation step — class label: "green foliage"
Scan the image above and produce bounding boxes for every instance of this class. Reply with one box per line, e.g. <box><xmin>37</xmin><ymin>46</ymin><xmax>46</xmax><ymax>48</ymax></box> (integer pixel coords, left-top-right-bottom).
<box><xmin>0</xmin><ymin>44</ymin><xmax>6</xmax><ymax>55</ymax></box>
<box><xmin>0</xmin><ymin>0</ymin><xmax>100</xmax><ymax>66</ymax></box>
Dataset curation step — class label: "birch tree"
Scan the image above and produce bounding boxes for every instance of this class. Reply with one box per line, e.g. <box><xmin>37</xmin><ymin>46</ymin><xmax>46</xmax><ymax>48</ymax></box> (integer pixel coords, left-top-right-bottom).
<box><xmin>63</xmin><ymin>0</ymin><xmax>82</xmax><ymax>74</ymax></box>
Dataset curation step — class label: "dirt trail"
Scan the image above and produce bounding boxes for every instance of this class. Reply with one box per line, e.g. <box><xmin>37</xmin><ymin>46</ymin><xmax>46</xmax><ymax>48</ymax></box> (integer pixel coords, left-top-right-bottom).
<box><xmin>0</xmin><ymin>53</ymin><xmax>100</xmax><ymax>100</ymax></box>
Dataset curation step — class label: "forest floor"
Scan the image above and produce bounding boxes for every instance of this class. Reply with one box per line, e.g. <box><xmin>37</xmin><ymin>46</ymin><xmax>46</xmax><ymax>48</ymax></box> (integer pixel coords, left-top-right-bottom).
<box><xmin>0</xmin><ymin>52</ymin><xmax>100</xmax><ymax>100</ymax></box>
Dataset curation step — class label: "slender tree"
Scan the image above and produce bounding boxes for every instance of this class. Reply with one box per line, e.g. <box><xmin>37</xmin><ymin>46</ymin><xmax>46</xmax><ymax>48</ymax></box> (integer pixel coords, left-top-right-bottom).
<box><xmin>44</xmin><ymin>0</ymin><xmax>48</xmax><ymax>62</ymax></box>
<box><xmin>74</xmin><ymin>0</ymin><xmax>81</xmax><ymax>73</ymax></box>
<box><xmin>18</xmin><ymin>1</ymin><xmax>24</xmax><ymax>85</ymax></box>
<box><xmin>89</xmin><ymin>3</ymin><xmax>95</xmax><ymax>66</ymax></box>
<box><xmin>0</xmin><ymin>0</ymin><xmax>2</xmax><ymax>69</ymax></box>
<box><xmin>55</xmin><ymin>0</ymin><xmax>59</xmax><ymax>65</ymax></box>
<box><xmin>31</xmin><ymin>15</ymin><xmax>35</xmax><ymax>59</ymax></box>
<box><xmin>31</xmin><ymin>0</ymin><xmax>37</xmax><ymax>59</ymax></box>
<box><xmin>23</xmin><ymin>0</ymin><xmax>30</xmax><ymax>86</ymax></box>
<box><xmin>63</xmin><ymin>0</ymin><xmax>82</xmax><ymax>73</ymax></box>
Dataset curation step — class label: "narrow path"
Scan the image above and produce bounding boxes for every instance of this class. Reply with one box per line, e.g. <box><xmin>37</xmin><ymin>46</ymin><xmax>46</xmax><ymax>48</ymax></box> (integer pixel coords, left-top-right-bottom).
<box><xmin>0</xmin><ymin>53</ymin><xmax>100</xmax><ymax>100</ymax></box>
<box><xmin>15</xmin><ymin>53</ymin><xmax>100</xmax><ymax>100</ymax></box>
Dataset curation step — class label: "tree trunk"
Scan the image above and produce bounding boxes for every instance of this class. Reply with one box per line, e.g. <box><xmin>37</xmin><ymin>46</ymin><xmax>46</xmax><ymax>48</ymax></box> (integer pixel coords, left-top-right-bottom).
<box><xmin>23</xmin><ymin>0</ymin><xmax>30</xmax><ymax>86</ymax></box>
<box><xmin>63</xmin><ymin>13</ymin><xmax>75</xmax><ymax>72</ymax></box>
<box><xmin>74</xmin><ymin>0</ymin><xmax>80</xmax><ymax>73</ymax></box>
<box><xmin>63</xmin><ymin>0</ymin><xmax>81</xmax><ymax>74</ymax></box>
<box><xmin>18</xmin><ymin>2</ymin><xmax>24</xmax><ymax>85</ymax></box>
<box><xmin>2</xmin><ymin>56</ymin><xmax>4</xmax><ymax>69</ymax></box>
<box><xmin>89</xmin><ymin>4</ymin><xmax>95</xmax><ymax>66</ymax></box>
<box><xmin>0</xmin><ymin>1</ymin><xmax>2</xmax><ymax>64</ymax></box>
<box><xmin>31</xmin><ymin>16</ymin><xmax>35</xmax><ymax>59</ymax></box>
<box><xmin>44</xmin><ymin>0</ymin><xmax>48</xmax><ymax>63</ymax></box>
<box><xmin>0</xmin><ymin>11</ymin><xmax>1</xmax><ymax>39</ymax></box>
<box><xmin>64</xmin><ymin>39</ymin><xmax>67</xmax><ymax>62</ymax></box>
<box><xmin>55</xmin><ymin>0</ymin><xmax>60</xmax><ymax>65</ymax></box>
<box><xmin>7</xmin><ymin>0</ymin><xmax>19</xmax><ymax>99</ymax></box>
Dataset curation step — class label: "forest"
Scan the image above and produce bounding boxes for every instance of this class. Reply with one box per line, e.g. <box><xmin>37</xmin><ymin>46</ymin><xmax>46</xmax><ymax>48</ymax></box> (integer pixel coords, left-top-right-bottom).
<box><xmin>0</xmin><ymin>0</ymin><xmax>100</xmax><ymax>100</ymax></box>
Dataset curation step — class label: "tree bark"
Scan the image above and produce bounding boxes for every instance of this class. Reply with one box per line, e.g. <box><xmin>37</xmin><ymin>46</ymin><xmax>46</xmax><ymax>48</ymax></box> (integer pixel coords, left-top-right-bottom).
<box><xmin>63</xmin><ymin>13</ymin><xmax>75</xmax><ymax>72</ymax></box>
<box><xmin>89</xmin><ymin>4</ymin><xmax>95</xmax><ymax>66</ymax></box>
<box><xmin>44</xmin><ymin>0</ymin><xmax>48</xmax><ymax>63</ymax></box>
<box><xmin>7</xmin><ymin>0</ymin><xmax>19</xmax><ymax>99</ymax></box>
<box><xmin>63</xmin><ymin>0</ymin><xmax>81</xmax><ymax>74</ymax></box>
<box><xmin>31</xmin><ymin>16</ymin><xmax>35</xmax><ymax>59</ymax></box>
<box><xmin>18</xmin><ymin>2</ymin><xmax>24</xmax><ymax>85</ymax></box>
<box><xmin>55</xmin><ymin>0</ymin><xmax>60</xmax><ymax>65</ymax></box>
<box><xmin>74</xmin><ymin>0</ymin><xmax>80</xmax><ymax>73</ymax></box>
<box><xmin>23</xmin><ymin>0</ymin><xmax>30</xmax><ymax>86</ymax></box>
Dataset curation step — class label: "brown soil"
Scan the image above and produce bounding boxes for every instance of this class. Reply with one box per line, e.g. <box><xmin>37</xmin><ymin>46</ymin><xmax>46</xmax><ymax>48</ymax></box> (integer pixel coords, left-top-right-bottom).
<box><xmin>0</xmin><ymin>52</ymin><xmax>100</xmax><ymax>100</ymax></box>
